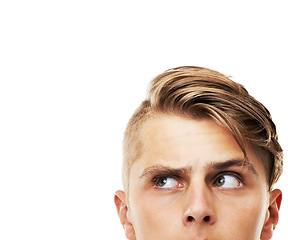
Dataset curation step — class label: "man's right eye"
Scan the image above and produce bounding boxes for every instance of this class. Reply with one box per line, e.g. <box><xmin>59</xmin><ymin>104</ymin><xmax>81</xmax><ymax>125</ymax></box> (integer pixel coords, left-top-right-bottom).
<box><xmin>152</xmin><ymin>176</ymin><xmax>183</xmax><ymax>189</ymax></box>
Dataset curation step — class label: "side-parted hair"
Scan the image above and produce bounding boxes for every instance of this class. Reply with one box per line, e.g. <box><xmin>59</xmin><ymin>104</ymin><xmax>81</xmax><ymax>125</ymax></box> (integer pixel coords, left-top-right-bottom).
<box><xmin>123</xmin><ymin>66</ymin><xmax>283</xmax><ymax>192</ymax></box>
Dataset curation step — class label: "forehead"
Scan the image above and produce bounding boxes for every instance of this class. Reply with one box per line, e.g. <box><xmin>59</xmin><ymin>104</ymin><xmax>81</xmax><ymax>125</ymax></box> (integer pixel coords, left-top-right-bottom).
<box><xmin>141</xmin><ymin>115</ymin><xmax>241</xmax><ymax>164</ymax></box>
<box><xmin>133</xmin><ymin>114</ymin><xmax>266</xmax><ymax>178</ymax></box>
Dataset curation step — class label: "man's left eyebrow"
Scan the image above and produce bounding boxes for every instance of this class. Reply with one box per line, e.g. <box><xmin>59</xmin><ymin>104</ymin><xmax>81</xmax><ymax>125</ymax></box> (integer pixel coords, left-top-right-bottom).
<box><xmin>207</xmin><ymin>159</ymin><xmax>258</xmax><ymax>176</ymax></box>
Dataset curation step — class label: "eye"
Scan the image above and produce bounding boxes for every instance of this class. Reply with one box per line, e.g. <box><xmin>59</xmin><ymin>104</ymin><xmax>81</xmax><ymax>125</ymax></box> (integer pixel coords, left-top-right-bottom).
<box><xmin>153</xmin><ymin>176</ymin><xmax>183</xmax><ymax>189</ymax></box>
<box><xmin>214</xmin><ymin>173</ymin><xmax>242</xmax><ymax>189</ymax></box>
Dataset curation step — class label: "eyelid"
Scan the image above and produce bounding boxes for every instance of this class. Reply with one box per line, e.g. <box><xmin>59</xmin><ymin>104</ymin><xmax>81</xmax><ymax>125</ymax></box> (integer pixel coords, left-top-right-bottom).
<box><xmin>151</xmin><ymin>174</ymin><xmax>184</xmax><ymax>189</ymax></box>
<box><xmin>152</xmin><ymin>174</ymin><xmax>180</xmax><ymax>183</ymax></box>
<box><xmin>225</xmin><ymin>171</ymin><xmax>243</xmax><ymax>182</ymax></box>
<box><xmin>213</xmin><ymin>171</ymin><xmax>244</xmax><ymax>187</ymax></box>
<box><xmin>149</xmin><ymin>171</ymin><xmax>245</xmax><ymax>190</ymax></box>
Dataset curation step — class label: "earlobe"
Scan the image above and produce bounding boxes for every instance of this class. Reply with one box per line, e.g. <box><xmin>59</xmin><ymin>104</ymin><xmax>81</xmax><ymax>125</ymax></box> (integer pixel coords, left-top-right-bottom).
<box><xmin>114</xmin><ymin>190</ymin><xmax>136</xmax><ymax>240</ymax></box>
<box><xmin>260</xmin><ymin>189</ymin><xmax>282</xmax><ymax>240</ymax></box>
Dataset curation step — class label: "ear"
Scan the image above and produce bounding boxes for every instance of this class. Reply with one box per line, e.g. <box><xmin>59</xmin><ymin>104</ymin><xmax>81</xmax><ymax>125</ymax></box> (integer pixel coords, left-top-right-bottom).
<box><xmin>260</xmin><ymin>189</ymin><xmax>282</xmax><ymax>240</ymax></box>
<box><xmin>114</xmin><ymin>190</ymin><xmax>136</xmax><ymax>240</ymax></box>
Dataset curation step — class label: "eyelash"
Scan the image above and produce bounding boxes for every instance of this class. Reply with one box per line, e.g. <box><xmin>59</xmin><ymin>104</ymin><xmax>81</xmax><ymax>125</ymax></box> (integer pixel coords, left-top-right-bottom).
<box><xmin>151</xmin><ymin>171</ymin><xmax>244</xmax><ymax>189</ymax></box>
<box><xmin>151</xmin><ymin>175</ymin><xmax>182</xmax><ymax>188</ymax></box>
<box><xmin>213</xmin><ymin>172</ymin><xmax>244</xmax><ymax>188</ymax></box>
<box><xmin>217</xmin><ymin>171</ymin><xmax>244</xmax><ymax>183</ymax></box>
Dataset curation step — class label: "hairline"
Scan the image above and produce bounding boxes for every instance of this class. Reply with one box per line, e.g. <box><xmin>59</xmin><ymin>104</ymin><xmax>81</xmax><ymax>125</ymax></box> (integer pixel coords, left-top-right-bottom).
<box><xmin>123</xmin><ymin>109</ymin><xmax>272</xmax><ymax>195</ymax></box>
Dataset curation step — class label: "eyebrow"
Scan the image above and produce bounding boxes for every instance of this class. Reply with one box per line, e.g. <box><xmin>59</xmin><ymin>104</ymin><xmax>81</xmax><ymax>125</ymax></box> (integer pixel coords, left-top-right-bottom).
<box><xmin>139</xmin><ymin>165</ymin><xmax>192</xmax><ymax>179</ymax></box>
<box><xmin>139</xmin><ymin>158</ymin><xmax>258</xmax><ymax>179</ymax></box>
<box><xmin>207</xmin><ymin>159</ymin><xmax>258</xmax><ymax>176</ymax></box>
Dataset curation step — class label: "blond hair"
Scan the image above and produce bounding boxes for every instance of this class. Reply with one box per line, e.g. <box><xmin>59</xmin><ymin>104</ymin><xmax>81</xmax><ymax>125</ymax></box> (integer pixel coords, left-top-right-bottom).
<box><xmin>123</xmin><ymin>66</ymin><xmax>283</xmax><ymax>192</ymax></box>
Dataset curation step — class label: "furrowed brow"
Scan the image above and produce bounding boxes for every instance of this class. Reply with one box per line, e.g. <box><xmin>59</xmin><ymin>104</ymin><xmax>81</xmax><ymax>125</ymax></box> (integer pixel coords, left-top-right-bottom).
<box><xmin>208</xmin><ymin>159</ymin><xmax>258</xmax><ymax>176</ymax></box>
<box><xmin>139</xmin><ymin>165</ymin><xmax>191</xmax><ymax>179</ymax></box>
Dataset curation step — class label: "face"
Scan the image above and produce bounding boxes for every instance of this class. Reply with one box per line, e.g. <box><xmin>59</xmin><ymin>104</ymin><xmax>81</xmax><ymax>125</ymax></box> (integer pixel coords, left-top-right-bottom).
<box><xmin>115</xmin><ymin>115</ymin><xmax>281</xmax><ymax>240</ymax></box>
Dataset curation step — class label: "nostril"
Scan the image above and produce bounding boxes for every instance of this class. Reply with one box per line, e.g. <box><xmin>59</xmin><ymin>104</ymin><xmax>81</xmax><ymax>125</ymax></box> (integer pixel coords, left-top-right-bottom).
<box><xmin>187</xmin><ymin>216</ymin><xmax>194</xmax><ymax>222</ymax></box>
<box><xmin>203</xmin><ymin>216</ymin><xmax>210</xmax><ymax>222</ymax></box>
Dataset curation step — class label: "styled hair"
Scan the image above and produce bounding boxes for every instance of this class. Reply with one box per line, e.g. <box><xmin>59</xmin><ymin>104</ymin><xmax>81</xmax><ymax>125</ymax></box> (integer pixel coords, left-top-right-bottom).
<box><xmin>123</xmin><ymin>66</ymin><xmax>283</xmax><ymax>192</ymax></box>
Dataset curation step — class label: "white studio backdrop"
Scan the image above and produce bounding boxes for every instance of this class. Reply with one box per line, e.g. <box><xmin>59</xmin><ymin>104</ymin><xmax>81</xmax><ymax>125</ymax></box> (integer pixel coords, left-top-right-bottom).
<box><xmin>0</xmin><ymin>1</ymin><xmax>287</xmax><ymax>239</ymax></box>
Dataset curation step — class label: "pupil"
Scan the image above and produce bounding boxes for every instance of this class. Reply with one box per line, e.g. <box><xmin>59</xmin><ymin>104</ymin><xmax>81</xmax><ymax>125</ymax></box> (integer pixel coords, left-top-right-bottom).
<box><xmin>158</xmin><ymin>178</ymin><xmax>167</xmax><ymax>187</ymax></box>
<box><xmin>217</xmin><ymin>176</ymin><xmax>225</xmax><ymax>186</ymax></box>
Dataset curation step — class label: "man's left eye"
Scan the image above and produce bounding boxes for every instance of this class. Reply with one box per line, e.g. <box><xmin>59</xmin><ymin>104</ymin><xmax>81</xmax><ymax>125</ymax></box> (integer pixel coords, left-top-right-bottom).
<box><xmin>214</xmin><ymin>174</ymin><xmax>242</xmax><ymax>189</ymax></box>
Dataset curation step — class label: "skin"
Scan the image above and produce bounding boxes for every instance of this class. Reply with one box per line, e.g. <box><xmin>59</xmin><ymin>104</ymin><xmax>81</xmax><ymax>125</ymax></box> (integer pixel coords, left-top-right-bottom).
<box><xmin>115</xmin><ymin>115</ymin><xmax>282</xmax><ymax>240</ymax></box>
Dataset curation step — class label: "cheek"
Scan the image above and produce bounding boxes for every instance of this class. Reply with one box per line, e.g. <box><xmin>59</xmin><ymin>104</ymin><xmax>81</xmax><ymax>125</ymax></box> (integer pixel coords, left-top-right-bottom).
<box><xmin>242</xmin><ymin>203</ymin><xmax>267</xmax><ymax>236</ymax></box>
<box><xmin>129</xmin><ymin>190</ymin><xmax>183</xmax><ymax>238</ymax></box>
<box><xmin>218</xmin><ymin>191</ymin><xmax>268</xmax><ymax>239</ymax></box>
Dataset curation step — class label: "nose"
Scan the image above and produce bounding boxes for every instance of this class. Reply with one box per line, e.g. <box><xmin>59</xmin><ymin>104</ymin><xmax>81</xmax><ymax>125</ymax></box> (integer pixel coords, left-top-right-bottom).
<box><xmin>182</xmin><ymin>184</ymin><xmax>216</xmax><ymax>226</ymax></box>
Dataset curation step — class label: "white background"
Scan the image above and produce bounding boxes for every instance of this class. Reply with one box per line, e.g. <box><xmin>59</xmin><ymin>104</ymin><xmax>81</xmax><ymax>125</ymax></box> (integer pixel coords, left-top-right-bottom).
<box><xmin>0</xmin><ymin>1</ymin><xmax>287</xmax><ymax>239</ymax></box>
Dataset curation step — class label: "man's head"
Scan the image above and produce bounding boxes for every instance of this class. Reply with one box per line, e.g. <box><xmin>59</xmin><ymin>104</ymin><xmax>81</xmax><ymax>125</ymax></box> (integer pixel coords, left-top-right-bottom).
<box><xmin>115</xmin><ymin>66</ymin><xmax>283</xmax><ymax>240</ymax></box>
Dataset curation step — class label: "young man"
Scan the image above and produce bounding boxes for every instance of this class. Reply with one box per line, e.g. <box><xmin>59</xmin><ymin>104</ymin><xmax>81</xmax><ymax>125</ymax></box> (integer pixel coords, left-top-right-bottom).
<box><xmin>114</xmin><ymin>66</ymin><xmax>283</xmax><ymax>240</ymax></box>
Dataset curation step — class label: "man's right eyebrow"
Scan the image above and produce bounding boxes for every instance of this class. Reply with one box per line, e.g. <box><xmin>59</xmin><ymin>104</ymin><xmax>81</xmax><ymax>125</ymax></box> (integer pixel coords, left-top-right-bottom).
<box><xmin>139</xmin><ymin>165</ymin><xmax>192</xmax><ymax>179</ymax></box>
